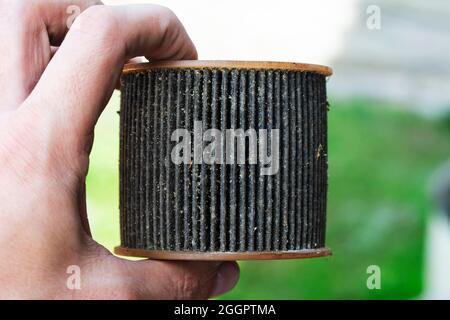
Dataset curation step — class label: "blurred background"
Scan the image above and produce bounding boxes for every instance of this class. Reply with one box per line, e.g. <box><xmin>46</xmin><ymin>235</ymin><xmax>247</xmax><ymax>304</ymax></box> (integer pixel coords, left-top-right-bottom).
<box><xmin>87</xmin><ymin>0</ymin><xmax>450</xmax><ymax>299</ymax></box>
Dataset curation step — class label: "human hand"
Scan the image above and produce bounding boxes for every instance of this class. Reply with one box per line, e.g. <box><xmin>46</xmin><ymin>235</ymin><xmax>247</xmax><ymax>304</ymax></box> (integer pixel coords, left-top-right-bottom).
<box><xmin>0</xmin><ymin>0</ymin><xmax>239</xmax><ymax>299</ymax></box>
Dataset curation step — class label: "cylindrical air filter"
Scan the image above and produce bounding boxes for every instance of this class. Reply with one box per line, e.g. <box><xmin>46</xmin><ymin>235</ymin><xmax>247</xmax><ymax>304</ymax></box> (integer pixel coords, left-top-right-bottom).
<box><xmin>115</xmin><ymin>61</ymin><xmax>332</xmax><ymax>260</ymax></box>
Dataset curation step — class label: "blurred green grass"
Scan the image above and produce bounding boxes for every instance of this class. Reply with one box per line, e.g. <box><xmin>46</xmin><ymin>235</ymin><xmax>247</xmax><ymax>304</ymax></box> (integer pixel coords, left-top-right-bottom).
<box><xmin>87</xmin><ymin>93</ymin><xmax>450</xmax><ymax>299</ymax></box>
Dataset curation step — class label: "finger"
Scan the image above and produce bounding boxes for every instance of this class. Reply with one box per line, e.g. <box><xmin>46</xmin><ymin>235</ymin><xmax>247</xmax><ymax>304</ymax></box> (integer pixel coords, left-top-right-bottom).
<box><xmin>0</xmin><ymin>0</ymin><xmax>102</xmax><ymax>112</ymax></box>
<box><xmin>209</xmin><ymin>262</ymin><xmax>241</xmax><ymax>298</ymax></box>
<box><xmin>25</xmin><ymin>4</ymin><xmax>197</xmax><ymax>146</ymax></box>
<box><xmin>115</xmin><ymin>57</ymin><xmax>148</xmax><ymax>90</ymax></box>
<box><xmin>123</xmin><ymin>260</ymin><xmax>240</xmax><ymax>300</ymax></box>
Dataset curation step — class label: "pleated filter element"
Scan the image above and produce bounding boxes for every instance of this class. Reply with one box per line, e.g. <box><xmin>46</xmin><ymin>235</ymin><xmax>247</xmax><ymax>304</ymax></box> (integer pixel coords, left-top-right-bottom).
<box><xmin>115</xmin><ymin>61</ymin><xmax>332</xmax><ymax>260</ymax></box>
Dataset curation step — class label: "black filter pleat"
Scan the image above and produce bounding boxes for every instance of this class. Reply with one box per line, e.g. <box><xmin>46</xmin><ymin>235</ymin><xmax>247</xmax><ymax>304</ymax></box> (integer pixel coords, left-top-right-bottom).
<box><xmin>264</xmin><ymin>71</ymin><xmax>274</xmax><ymax>251</ymax></box>
<box><xmin>129</xmin><ymin>75</ymin><xmax>138</xmax><ymax>248</ymax></box>
<box><xmin>158</xmin><ymin>71</ymin><xmax>167</xmax><ymax>249</ymax></box>
<box><xmin>138</xmin><ymin>73</ymin><xmax>147</xmax><ymax>248</ymax></box>
<box><xmin>209</xmin><ymin>70</ymin><xmax>219</xmax><ymax>251</ymax></box>
<box><xmin>238</xmin><ymin>70</ymin><xmax>247</xmax><ymax>251</ymax></box>
<box><xmin>229</xmin><ymin>70</ymin><xmax>239</xmax><ymax>252</ymax></box>
<box><xmin>119</xmin><ymin>76</ymin><xmax>126</xmax><ymax>245</ymax></box>
<box><xmin>120</xmin><ymin>66</ymin><xmax>329</xmax><ymax>254</ymax></box>
<box><xmin>183</xmin><ymin>70</ymin><xmax>193</xmax><ymax>250</ymax></box>
<box><xmin>219</xmin><ymin>70</ymin><xmax>228</xmax><ymax>252</ymax></box>
<box><xmin>152</xmin><ymin>71</ymin><xmax>161</xmax><ymax>248</ymax></box>
<box><xmin>272</xmin><ymin>71</ymin><xmax>282</xmax><ymax>250</ymax></box>
<box><xmin>145</xmin><ymin>72</ymin><xmax>154</xmax><ymax>249</ymax></box>
<box><xmin>256</xmin><ymin>71</ymin><xmax>266</xmax><ymax>251</ymax></box>
<box><xmin>300</xmin><ymin>73</ymin><xmax>308</xmax><ymax>249</ymax></box>
<box><xmin>173</xmin><ymin>72</ymin><xmax>183</xmax><ymax>250</ymax></box>
<box><xmin>123</xmin><ymin>77</ymin><xmax>131</xmax><ymax>247</ymax></box>
<box><xmin>295</xmin><ymin>72</ymin><xmax>303</xmax><ymax>250</ymax></box>
<box><xmin>311</xmin><ymin>74</ymin><xmax>319</xmax><ymax>248</ymax></box>
<box><xmin>280</xmin><ymin>72</ymin><xmax>289</xmax><ymax>251</ymax></box>
<box><xmin>191</xmin><ymin>71</ymin><xmax>201</xmax><ymax>250</ymax></box>
<box><xmin>200</xmin><ymin>70</ymin><xmax>211</xmax><ymax>252</ymax></box>
<box><xmin>304</xmin><ymin>73</ymin><xmax>312</xmax><ymax>249</ymax></box>
<box><xmin>165</xmin><ymin>71</ymin><xmax>176</xmax><ymax>250</ymax></box>
<box><xmin>319</xmin><ymin>75</ymin><xmax>329</xmax><ymax>247</ymax></box>
<box><xmin>247</xmin><ymin>70</ymin><xmax>256</xmax><ymax>251</ymax></box>
<box><xmin>288</xmin><ymin>72</ymin><xmax>297</xmax><ymax>249</ymax></box>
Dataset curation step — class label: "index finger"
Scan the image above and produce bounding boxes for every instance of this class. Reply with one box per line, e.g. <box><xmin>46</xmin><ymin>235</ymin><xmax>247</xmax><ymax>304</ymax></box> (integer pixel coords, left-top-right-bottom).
<box><xmin>24</xmin><ymin>4</ymin><xmax>197</xmax><ymax>142</ymax></box>
<box><xmin>0</xmin><ymin>0</ymin><xmax>102</xmax><ymax>111</ymax></box>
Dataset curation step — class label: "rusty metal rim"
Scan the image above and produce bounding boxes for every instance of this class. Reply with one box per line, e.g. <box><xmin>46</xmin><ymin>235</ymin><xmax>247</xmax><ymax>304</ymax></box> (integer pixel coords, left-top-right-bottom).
<box><xmin>114</xmin><ymin>246</ymin><xmax>332</xmax><ymax>261</ymax></box>
<box><xmin>122</xmin><ymin>60</ymin><xmax>333</xmax><ymax>76</ymax></box>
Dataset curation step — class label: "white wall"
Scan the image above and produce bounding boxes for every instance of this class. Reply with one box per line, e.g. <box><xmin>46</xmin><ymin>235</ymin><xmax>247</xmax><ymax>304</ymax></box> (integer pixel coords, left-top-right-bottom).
<box><xmin>103</xmin><ymin>0</ymin><xmax>357</xmax><ymax>66</ymax></box>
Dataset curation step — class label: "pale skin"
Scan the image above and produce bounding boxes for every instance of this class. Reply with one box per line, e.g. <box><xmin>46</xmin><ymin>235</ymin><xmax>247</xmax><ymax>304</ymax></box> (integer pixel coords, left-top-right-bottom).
<box><xmin>0</xmin><ymin>0</ymin><xmax>239</xmax><ymax>299</ymax></box>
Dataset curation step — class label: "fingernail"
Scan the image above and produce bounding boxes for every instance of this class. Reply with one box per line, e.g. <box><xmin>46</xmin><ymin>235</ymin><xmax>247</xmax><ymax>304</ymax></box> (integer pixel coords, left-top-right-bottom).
<box><xmin>210</xmin><ymin>262</ymin><xmax>240</xmax><ymax>298</ymax></box>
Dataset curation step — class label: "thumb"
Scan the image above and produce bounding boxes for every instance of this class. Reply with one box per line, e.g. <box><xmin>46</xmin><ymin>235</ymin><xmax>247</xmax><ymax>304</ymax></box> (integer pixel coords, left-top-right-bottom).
<box><xmin>119</xmin><ymin>259</ymin><xmax>240</xmax><ymax>300</ymax></box>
